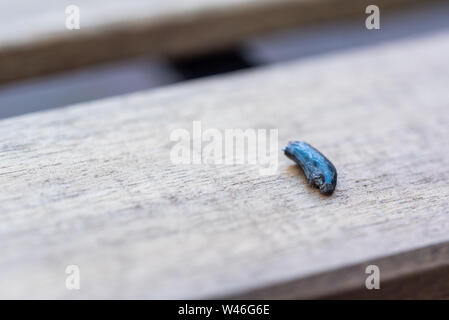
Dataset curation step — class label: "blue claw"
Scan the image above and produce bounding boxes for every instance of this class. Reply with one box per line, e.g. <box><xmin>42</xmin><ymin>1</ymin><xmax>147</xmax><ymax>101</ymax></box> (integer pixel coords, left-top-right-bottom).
<box><xmin>284</xmin><ymin>141</ymin><xmax>337</xmax><ymax>195</ymax></box>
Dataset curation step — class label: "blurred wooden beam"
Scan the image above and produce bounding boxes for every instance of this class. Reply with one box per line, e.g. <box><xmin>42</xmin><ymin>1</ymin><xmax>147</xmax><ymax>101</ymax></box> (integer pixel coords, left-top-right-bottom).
<box><xmin>0</xmin><ymin>0</ymin><xmax>424</xmax><ymax>84</ymax></box>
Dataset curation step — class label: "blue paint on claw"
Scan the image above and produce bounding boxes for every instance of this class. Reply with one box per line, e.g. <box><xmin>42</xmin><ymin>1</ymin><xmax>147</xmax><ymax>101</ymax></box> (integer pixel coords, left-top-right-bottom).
<box><xmin>284</xmin><ymin>141</ymin><xmax>337</xmax><ymax>195</ymax></box>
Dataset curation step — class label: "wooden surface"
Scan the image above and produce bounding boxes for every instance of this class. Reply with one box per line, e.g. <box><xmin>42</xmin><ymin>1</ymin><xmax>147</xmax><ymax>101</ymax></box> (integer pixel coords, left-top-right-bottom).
<box><xmin>0</xmin><ymin>0</ymin><xmax>423</xmax><ymax>84</ymax></box>
<box><xmin>1</xmin><ymin>28</ymin><xmax>449</xmax><ymax>299</ymax></box>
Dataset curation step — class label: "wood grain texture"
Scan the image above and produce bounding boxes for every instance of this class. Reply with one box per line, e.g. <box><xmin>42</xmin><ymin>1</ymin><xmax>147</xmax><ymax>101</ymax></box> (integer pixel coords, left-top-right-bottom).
<box><xmin>1</xmin><ymin>29</ymin><xmax>449</xmax><ymax>299</ymax></box>
<box><xmin>0</xmin><ymin>0</ymin><xmax>424</xmax><ymax>84</ymax></box>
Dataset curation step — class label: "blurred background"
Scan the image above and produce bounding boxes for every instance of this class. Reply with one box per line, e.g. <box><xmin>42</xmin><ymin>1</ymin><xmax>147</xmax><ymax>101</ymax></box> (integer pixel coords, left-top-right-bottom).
<box><xmin>0</xmin><ymin>0</ymin><xmax>447</xmax><ymax>119</ymax></box>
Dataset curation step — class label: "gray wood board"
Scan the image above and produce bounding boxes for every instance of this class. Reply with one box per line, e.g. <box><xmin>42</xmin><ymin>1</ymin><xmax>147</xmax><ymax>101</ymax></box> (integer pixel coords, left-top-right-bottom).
<box><xmin>0</xmin><ymin>29</ymin><xmax>448</xmax><ymax>298</ymax></box>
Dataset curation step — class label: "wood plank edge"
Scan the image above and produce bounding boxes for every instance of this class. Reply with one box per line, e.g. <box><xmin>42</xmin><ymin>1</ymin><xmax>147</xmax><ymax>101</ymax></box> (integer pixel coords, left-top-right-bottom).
<box><xmin>222</xmin><ymin>241</ymin><xmax>449</xmax><ymax>299</ymax></box>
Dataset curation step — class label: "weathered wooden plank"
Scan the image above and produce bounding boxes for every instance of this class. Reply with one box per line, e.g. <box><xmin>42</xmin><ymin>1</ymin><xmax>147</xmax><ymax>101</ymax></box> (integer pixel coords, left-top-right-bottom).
<box><xmin>0</xmin><ymin>0</ymin><xmax>423</xmax><ymax>84</ymax></box>
<box><xmin>1</xmin><ymin>28</ymin><xmax>449</xmax><ymax>299</ymax></box>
